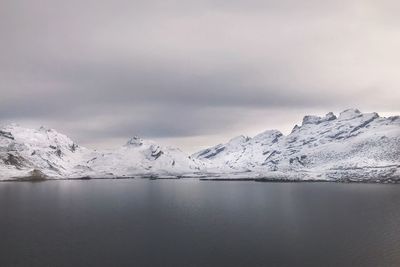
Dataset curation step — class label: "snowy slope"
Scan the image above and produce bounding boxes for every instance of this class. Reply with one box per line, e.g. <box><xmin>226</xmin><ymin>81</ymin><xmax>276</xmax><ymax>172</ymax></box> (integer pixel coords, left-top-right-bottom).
<box><xmin>193</xmin><ymin>109</ymin><xmax>400</xmax><ymax>181</ymax></box>
<box><xmin>1</xmin><ymin>109</ymin><xmax>399</xmax><ymax>181</ymax></box>
<box><xmin>86</xmin><ymin>136</ymin><xmax>204</xmax><ymax>177</ymax></box>
<box><xmin>0</xmin><ymin>124</ymin><xmax>93</xmax><ymax>179</ymax></box>
<box><xmin>0</xmin><ymin>125</ymin><xmax>204</xmax><ymax>180</ymax></box>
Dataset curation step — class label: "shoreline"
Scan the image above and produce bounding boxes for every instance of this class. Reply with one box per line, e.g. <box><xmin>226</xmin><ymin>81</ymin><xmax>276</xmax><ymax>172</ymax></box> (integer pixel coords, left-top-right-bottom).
<box><xmin>1</xmin><ymin>176</ymin><xmax>399</xmax><ymax>184</ymax></box>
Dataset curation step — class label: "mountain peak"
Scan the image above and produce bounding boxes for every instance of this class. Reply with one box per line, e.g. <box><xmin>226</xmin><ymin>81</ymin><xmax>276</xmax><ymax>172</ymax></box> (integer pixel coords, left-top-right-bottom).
<box><xmin>253</xmin><ymin>130</ymin><xmax>283</xmax><ymax>141</ymax></box>
<box><xmin>302</xmin><ymin>112</ymin><xmax>337</xmax><ymax>126</ymax></box>
<box><xmin>39</xmin><ymin>126</ymin><xmax>50</xmax><ymax>131</ymax></box>
<box><xmin>338</xmin><ymin>108</ymin><xmax>362</xmax><ymax>120</ymax></box>
<box><xmin>125</xmin><ymin>136</ymin><xmax>144</xmax><ymax>147</ymax></box>
<box><xmin>325</xmin><ymin>112</ymin><xmax>337</xmax><ymax>120</ymax></box>
<box><xmin>228</xmin><ymin>135</ymin><xmax>250</xmax><ymax>144</ymax></box>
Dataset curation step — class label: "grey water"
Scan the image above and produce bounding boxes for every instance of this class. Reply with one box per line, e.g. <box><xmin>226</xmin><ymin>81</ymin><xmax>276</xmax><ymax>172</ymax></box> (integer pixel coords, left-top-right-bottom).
<box><xmin>0</xmin><ymin>179</ymin><xmax>400</xmax><ymax>267</ymax></box>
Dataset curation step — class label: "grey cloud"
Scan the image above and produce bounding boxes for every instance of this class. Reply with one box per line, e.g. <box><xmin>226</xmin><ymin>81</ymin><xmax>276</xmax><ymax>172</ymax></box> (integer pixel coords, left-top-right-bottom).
<box><xmin>1</xmin><ymin>0</ymin><xmax>400</xmax><ymax>151</ymax></box>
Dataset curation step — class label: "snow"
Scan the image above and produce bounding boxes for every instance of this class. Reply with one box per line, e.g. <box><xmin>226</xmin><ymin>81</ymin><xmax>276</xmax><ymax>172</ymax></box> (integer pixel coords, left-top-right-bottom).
<box><xmin>0</xmin><ymin>124</ymin><xmax>205</xmax><ymax>180</ymax></box>
<box><xmin>194</xmin><ymin>110</ymin><xmax>400</xmax><ymax>181</ymax></box>
<box><xmin>0</xmin><ymin>109</ymin><xmax>399</xmax><ymax>182</ymax></box>
<box><xmin>0</xmin><ymin>124</ymin><xmax>92</xmax><ymax>179</ymax></box>
<box><xmin>86</xmin><ymin>139</ymin><xmax>204</xmax><ymax>177</ymax></box>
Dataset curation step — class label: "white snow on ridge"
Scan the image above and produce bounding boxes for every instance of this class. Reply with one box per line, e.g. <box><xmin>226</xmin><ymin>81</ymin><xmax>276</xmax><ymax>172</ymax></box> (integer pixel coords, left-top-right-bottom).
<box><xmin>86</xmin><ymin>137</ymin><xmax>204</xmax><ymax>177</ymax></box>
<box><xmin>0</xmin><ymin>125</ymin><xmax>205</xmax><ymax>180</ymax></box>
<box><xmin>0</xmin><ymin>124</ymin><xmax>92</xmax><ymax>179</ymax></box>
<box><xmin>193</xmin><ymin>109</ymin><xmax>400</xmax><ymax>181</ymax></box>
<box><xmin>0</xmin><ymin>109</ymin><xmax>399</xmax><ymax>182</ymax></box>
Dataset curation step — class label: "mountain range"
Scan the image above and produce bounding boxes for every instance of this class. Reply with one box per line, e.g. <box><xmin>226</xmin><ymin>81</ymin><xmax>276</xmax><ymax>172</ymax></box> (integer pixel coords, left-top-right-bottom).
<box><xmin>1</xmin><ymin>109</ymin><xmax>399</xmax><ymax>182</ymax></box>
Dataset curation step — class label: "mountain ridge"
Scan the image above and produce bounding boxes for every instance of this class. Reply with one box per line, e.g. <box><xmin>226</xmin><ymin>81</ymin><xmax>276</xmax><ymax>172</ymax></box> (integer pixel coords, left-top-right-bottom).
<box><xmin>1</xmin><ymin>109</ymin><xmax>399</xmax><ymax>182</ymax></box>
<box><xmin>193</xmin><ymin>109</ymin><xmax>400</xmax><ymax>182</ymax></box>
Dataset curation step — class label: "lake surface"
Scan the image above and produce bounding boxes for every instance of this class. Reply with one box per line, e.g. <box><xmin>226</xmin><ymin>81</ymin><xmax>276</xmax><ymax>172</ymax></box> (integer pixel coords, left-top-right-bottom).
<box><xmin>0</xmin><ymin>179</ymin><xmax>399</xmax><ymax>267</ymax></box>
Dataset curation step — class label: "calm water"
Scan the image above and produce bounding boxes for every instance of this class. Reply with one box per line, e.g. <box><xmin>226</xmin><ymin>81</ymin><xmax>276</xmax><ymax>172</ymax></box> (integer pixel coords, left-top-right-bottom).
<box><xmin>0</xmin><ymin>179</ymin><xmax>400</xmax><ymax>267</ymax></box>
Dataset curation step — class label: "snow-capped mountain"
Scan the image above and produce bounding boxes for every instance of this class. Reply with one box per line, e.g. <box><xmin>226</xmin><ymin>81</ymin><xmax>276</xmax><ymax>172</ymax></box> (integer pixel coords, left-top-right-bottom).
<box><xmin>193</xmin><ymin>109</ymin><xmax>400</xmax><ymax>181</ymax></box>
<box><xmin>1</xmin><ymin>109</ymin><xmax>399</xmax><ymax>182</ymax></box>
<box><xmin>86</xmin><ymin>136</ymin><xmax>204</xmax><ymax>177</ymax></box>
<box><xmin>0</xmin><ymin>124</ymin><xmax>91</xmax><ymax>179</ymax></box>
<box><xmin>0</xmin><ymin>125</ymin><xmax>204</xmax><ymax>180</ymax></box>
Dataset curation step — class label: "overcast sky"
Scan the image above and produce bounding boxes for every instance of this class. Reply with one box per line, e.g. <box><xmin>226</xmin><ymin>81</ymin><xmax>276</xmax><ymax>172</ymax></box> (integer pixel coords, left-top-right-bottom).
<box><xmin>1</xmin><ymin>0</ymin><xmax>399</xmax><ymax>152</ymax></box>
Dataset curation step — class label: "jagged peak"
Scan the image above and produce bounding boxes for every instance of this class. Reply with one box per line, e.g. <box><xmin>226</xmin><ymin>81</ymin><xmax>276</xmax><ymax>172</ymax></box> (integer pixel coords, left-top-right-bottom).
<box><xmin>3</xmin><ymin>124</ymin><xmax>58</xmax><ymax>135</ymax></box>
<box><xmin>253</xmin><ymin>130</ymin><xmax>283</xmax><ymax>140</ymax></box>
<box><xmin>302</xmin><ymin>115</ymin><xmax>322</xmax><ymax>125</ymax></box>
<box><xmin>39</xmin><ymin>126</ymin><xmax>53</xmax><ymax>132</ymax></box>
<box><xmin>291</xmin><ymin>124</ymin><xmax>300</xmax><ymax>133</ymax></box>
<box><xmin>228</xmin><ymin>135</ymin><xmax>250</xmax><ymax>144</ymax></box>
<box><xmin>125</xmin><ymin>136</ymin><xmax>144</xmax><ymax>147</ymax></box>
<box><xmin>388</xmin><ymin>115</ymin><xmax>400</xmax><ymax>122</ymax></box>
<box><xmin>325</xmin><ymin>112</ymin><xmax>337</xmax><ymax>120</ymax></box>
<box><xmin>338</xmin><ymin>108</ymin><xmax>362</xmax><ymax>120</ymax></box>
<box><xmin>302</xmin><ymin>112</ymin><xmax>337</xmax><ymax>126</ymax></box>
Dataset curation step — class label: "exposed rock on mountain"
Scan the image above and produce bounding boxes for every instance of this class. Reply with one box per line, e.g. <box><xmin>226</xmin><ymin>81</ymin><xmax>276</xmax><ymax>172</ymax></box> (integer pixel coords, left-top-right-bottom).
<box><xmin>86</xmin><ymin>137</ymin><xmax>204</xmax><ymax>177</ymax></box>
<box><xmin>1</xmin><ymin>109</ymin><xmax>399</xmax><ymax>182</ymax></box>
<box><xmin>0</xmin><ymin>124</ymin><xmax>91</xmax><ymax>179</ymax></box>
<box><xmin>0</xmin><ymin>124</ymin><xmax>204</xmax><ymax>180</ymax></box>
<box><xmin>194</xmin><ymin>109</ymin><xmax>400</xmax><ymax>181</ymax></box>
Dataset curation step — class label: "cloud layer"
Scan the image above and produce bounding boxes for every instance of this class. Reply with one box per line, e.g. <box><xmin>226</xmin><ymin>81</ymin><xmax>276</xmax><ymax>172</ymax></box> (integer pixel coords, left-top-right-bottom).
<box><xmin>1</xmin><ymin>0</ymin><xmax>399</xmax><ymax>152</ymax></box>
